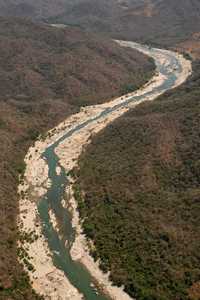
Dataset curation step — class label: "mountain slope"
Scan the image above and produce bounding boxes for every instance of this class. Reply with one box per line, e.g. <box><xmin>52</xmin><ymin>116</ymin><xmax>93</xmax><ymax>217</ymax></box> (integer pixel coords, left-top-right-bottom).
<box><xmin>0</xmin><ymin>0</ymin><xmax>68</xmax><ymax>19</ymax></box>
<box><xmin>1</xmin><ymin>0</ymin><xmax>200</xmax><ymax>47</ymax></box>
<box><xmin>49</xmin><ymin>0</ymin><xmax>200</xmax><ymax>46</ymax></box>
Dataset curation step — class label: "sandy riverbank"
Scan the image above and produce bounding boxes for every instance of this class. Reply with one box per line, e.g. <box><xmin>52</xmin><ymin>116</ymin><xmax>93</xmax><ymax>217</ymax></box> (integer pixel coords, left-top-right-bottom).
<box><xmin>18</xmin><ymin>41</ymin><xmax>192</xmax><ymax>300</ymax></box>
<box><xmin>18</xmin><ymin>142</ymin><xmax>84</xmax><ymax>299</ymax></box>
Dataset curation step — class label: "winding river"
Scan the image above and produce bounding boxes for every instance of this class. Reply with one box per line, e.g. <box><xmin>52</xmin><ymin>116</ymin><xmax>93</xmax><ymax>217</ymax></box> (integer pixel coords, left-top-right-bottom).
<box><xmin>19</xmin><ymin>41</ymin><xmax>192</xmax><ymax>300</ymax></box>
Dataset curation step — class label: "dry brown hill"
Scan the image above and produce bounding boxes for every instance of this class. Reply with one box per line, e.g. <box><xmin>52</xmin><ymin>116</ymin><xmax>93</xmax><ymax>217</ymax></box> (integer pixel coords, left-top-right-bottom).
<box><xmin>1</xmin><ymin>0</ymin><xmax>200</xmax><ymax>47</ymax></box>
<box><xmin>47</xmin><ymin>0</ymin><xmax>200</xmax><ymax>46</ymax></box>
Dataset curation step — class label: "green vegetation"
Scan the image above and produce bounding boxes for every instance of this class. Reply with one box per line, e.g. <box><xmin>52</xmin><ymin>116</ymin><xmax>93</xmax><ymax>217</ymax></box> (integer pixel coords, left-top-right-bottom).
<box><xmin>27</xmin><ymin>129</ymin><xmax>40</xmax><ymax>141</ymax></box>
<box><xmin>121</xmin><ymin>83</ymin><xmax>137</xmax><ymax>94</ymax></box>
<box><xmin>13</xmin><ymin>161</ymin><xmax>26</xmax><ymax>176</ymax></box>
<box><xmin>0</xmin><ymin>274</ymin><xmax>43</xmax><ymax>300</ymax></box>
<box><xmin>17</xmin><ymin>230</ymin><xmax>39</xmax><ymax>274</ymax></box>
<box><xmin>0</xmin><ymin>118</ymin><xmax>6</xmax><ymax>129</ymax></box>
<box><xmin>75</xmin><ymin>61</ymin><xmax>200</xmax><ymax>300</ymax></box>
<box><xmin>17</xmin><ymin>247</ymin><xmax>35</xmax><ymax>273</ymax></box>
<box><xmin>19</xmin><ymin>230</ymin><xmax>39</xmax><ymax>245</ymax></box>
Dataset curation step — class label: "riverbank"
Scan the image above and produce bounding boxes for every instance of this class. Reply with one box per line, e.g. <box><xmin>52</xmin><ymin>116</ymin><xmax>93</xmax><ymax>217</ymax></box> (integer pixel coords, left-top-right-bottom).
<box><xmin>18</xmin><ymin>41</ymin><xmax>192</xmax><ymax>299</ymax></box>
<box><xmin>18</xmin><ymin>141</ymin><xmax>84</xmax><ymax>299</ymax></box>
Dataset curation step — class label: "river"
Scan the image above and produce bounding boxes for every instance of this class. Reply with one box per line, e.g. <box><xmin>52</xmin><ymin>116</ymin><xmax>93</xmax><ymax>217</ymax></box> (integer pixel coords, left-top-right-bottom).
<box><xmin>19</xmin><ymin>41</ymin><xmax>192</xmax><ymax>300</ymax></box>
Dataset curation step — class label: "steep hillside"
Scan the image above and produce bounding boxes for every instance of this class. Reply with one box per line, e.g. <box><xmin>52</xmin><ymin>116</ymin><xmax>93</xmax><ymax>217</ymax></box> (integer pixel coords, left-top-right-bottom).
<box><xmin>0</xmin><ymin>17</ymin><xmax>154</xmax><ymax>299</ymax></box>
<box><xmin>75</xmin><ymin>60</ymin><xmax>200</xmax><ymax>300</ymax></box>
<box><xmin>1</xmin><ymin>0</ymin><xmax>200</xmax><ymax>47</ymax></box>
<box><xmin>0</xmin><ymin>18</ymin><xmax>154</xmax><ymax>106</ymax></box>
<box><xmin>119</xmin><ymin>0</ymin><xmax>200</xmax><ymax>45</ymax></box>
<box><xmin>49</xmin><ymin>0</ymin><xmax>200</xmax><ymax>46</ymax></box>
<box><xmin>0</xmin><ymin>0</ymin><xmax>68</xmax><ymax>19</ymax></box>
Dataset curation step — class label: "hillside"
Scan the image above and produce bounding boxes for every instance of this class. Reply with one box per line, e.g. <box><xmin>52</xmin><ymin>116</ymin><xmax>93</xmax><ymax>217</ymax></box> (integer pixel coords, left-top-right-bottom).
<box><xmin>0</xmin><ymin>18</ymin><xmax>154</xmax><ymax>106</ymax></box>
<box><xmin>1</xmin><ymin>0</ymin><xmax>200</xmax><ymax>47</ymax></box>
<box><xmin>0</xmin><ymin>0</ymin><xmax>68</xmax><ymax>19</ymax></box>
<box><xmin>75</xmin><ymin>60</ymin><xmax>200</xmax><ymax>300</ymax></box>
<box><xmin>0</xmin><ymin>17</ymin><xmax>154</xmax><ymax>299</ymax></box>
<box><xmin>48</xmin><ymin>0</ymin><xmax>200</xmax><ymax>47</ymax></box>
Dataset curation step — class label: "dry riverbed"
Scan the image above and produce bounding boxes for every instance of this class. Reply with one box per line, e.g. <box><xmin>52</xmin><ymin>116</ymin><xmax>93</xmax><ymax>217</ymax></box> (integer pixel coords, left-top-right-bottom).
<box><xmin>17</xmin><ymin>41</ymin><xmax>192</xmax><ymax>300</ymax></box>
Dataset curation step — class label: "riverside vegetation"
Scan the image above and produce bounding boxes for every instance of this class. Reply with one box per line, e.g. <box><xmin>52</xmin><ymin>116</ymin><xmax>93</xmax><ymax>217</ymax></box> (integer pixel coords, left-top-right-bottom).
<box><xmin>0</xmin><ymin>17</ymin><xmax>154</xmax><ymax>299</ymax></box>
<box><xmin>74</xmin><ymin>60</ymin><xmax>200</xmax><ymax>300</ymax></box>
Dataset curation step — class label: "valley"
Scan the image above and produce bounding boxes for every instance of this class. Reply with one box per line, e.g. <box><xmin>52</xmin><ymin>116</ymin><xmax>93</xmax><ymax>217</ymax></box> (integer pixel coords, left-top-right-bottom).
<box><xmin>18</xmin><ymin>41</ymin><xmax>191</xmax><ymax>300</ymax></box>
<box><xmin>0</xmin><ymin>1</ymin><xmax>199</xmax><ymax>300</ymax></box>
